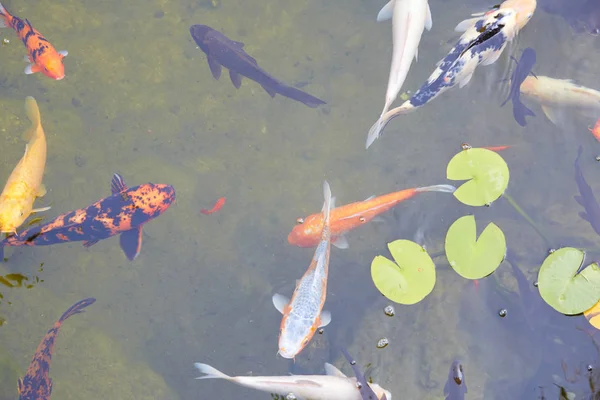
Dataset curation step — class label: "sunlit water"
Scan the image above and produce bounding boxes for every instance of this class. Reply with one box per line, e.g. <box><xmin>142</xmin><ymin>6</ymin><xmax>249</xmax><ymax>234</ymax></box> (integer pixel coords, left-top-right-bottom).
<box><xmin>0</xmin><ymin>0</ymin><xmax>599</xmax><ymax>399</ymax></box>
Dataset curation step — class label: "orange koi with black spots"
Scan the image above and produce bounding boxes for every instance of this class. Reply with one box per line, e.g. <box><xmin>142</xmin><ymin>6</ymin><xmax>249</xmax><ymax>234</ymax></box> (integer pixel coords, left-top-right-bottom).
<box><xmin>0</xmin><ymin>174</ymin><xmax>175</xmax><ymax>261</ymax></box>
<box><xmin>0</xmin><ymin>1</ymin><xmax>68</xmax><ymax>80</ymax></box>
<box><xmin>18</xmin><ymin>298</ymin><xmax>95</xmax><ymax>400</ymax></box>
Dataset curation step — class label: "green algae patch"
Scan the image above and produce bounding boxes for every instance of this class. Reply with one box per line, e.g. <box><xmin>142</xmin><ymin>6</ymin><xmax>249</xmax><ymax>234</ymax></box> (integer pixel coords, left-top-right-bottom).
<box><xmin>371</xmin><ymin>240</ymin><xmax>436</xmax><ymax>305</ymax></box>
<box><xmin>447</xmin><ymin>148</ymin><xmax>510</xmax><ymax>206</ymax></box>
<box><xmin>538</xmin><ymin>248</ymin><xmax>600</xmax><ymax>315</ymax></box>
<box><xmin>445</xmin><ymin>215</ymin><xmax>506</xmax><ymax>280</ymax></box>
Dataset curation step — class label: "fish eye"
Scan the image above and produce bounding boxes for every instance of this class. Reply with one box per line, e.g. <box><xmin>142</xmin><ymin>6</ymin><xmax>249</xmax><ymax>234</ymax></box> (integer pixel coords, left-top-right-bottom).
<box><xmin>19</xmin><ymin>212</ymin><xmax>24</xmax><ymax>217</ymax></box>
<box><xmin>296</xmin><ymin>217</ymin><xmax>304</xmax><ymax>225</ymax></box>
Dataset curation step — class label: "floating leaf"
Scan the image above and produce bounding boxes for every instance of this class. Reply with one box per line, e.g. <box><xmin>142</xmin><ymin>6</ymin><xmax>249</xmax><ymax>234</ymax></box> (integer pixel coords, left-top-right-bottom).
<box><xmin>371</xmin><ymin>240</ymin><xmax>436</xmax><ymax>305</ymax></box>
<box><xmin>538</xmin><ymin>247</ymin><xmax>600</xmax><ymax>315</ymax></box>
<box><xmin>445</xmin><ymin>215</ymin><xmax>506</xmax><ymax>279</ymax></box>
<box><xmin>446</xmin><ymin>148</ymin><xmax>510</xmax><ymax>206</ymax></box>
<box><xmin>585</xmin><ymin>300</ymin><xmax>600</xmax><ymax>330</ymax></box>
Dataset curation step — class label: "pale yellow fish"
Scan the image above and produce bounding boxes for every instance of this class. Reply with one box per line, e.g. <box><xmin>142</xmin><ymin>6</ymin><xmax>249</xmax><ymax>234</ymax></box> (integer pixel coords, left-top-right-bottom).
<box><xmin>0</xmin><ymin>96</ymin><xmax>50</xmax><ymax>234</ymax></box>
<box><xmin>585</xmin><ymin>300</ymin><xmax>600</xmax><ymax>330</ymax></box>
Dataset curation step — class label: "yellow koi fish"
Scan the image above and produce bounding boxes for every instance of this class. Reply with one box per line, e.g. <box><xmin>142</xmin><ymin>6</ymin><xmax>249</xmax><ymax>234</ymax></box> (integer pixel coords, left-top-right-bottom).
<box><xmin>0</xmin><ymin>97</ymin><xmax>50</xmax><ymax>234</ymax></box>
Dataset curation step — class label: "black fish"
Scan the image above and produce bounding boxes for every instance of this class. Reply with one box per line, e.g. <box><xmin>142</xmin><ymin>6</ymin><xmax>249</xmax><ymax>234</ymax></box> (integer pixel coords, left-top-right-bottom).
<box><xmin>443</xmin><ymin>360</ymin><xmax>467</xmax><ymax>400</ymax></box>
<box><xmin>501</xmin><ymin>47</ymin><xmax>536</xmax><ymax>126</ymax></box>
<box><xmin>339</xmin><ymin>348</ymin><xmax>383</xmax><ymax>400</ymax></box>
<box><xmin>574</xmin><ymin>146</ymin><xmax>600</xmax><ymax>236</ymax></box>
<box><xmin>189</xmin><ymin>24</ymin><xmax>326</xmax><ymax>108</ymax></box>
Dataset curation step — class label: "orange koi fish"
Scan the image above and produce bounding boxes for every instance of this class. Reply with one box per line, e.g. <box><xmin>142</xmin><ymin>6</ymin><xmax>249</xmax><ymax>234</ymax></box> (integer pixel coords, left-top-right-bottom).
<box><xmin>0</xmin><ymin>2</ymin><xmax>67</xmax><ymax>80</ymax></box>
<box><xmin>18</xmin><ymin>298</ymin><xmax>95</xmax><ymax>400</ymax></box>
<box><xmin>288</xmin><ymin>184</ymin><xmax>455</xmax><ymax>249</ymax></box>
<box><xmin>200</xmin><ymin>197</ymin><xmax>225</xmax><ymax>215</ymax></box>
<box><xmin>589</xmin><ymin>118</ymin><xmax>600</xmax><ymax>142</ymax></box>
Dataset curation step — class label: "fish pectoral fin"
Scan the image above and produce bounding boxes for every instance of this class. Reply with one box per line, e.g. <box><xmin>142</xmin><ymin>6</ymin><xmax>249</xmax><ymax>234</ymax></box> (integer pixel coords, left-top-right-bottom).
<box><xmin>578</xmin><ymin>108</ymin><xmax>600</xmax><ymax>119</ymax></box>
<box><xmin>111</xmin><ymin>173</ymin><xmax>128</xmax><ymax>194</ymax></box>
<box><xmin>272</xmin><ymin>293</ymin><xmax>290</xmax><ymax>314</ymax></box>
<box><xmin>36</xmin><ymin>184</ymin><xmax>47</xmax><ymax>197</ymax></box>
<box><xmin>83</xmin><ymin>239</ymin><xmax>99</xmax><ymax>248</ymax></box>
<box><xmin>229</xmin><ymin>70</ymin><xmax>242</xmax><ymax>89</ymax></box>
<box><xmin>458</xmin><ymin>71</ymin><xmax>474</xmax><ymax>88</ymax></box>
<box><xmin>207</xmin><ymin>54</ymin><xmax>222</xmax><ymax>80</ymax></box>
<box><xmin>17</xmin><ymin>377</ymin><xmax>23</xmax><ymax>394</ymax></box>
<box><xmin>454</xmin><ymin>16</ymin><xmax>480</xmax><ymax>32</ymax></box>
<box><xmin>324</xmin><ymin>363</ymin><xmax>347</xmax><ymax>378</ymax></box>
<box><xmin>574</xmin><ymin>195</ymin><xmax>585</xmax><ymax>206</ymax></box>
<box><xmin>425</xmin><ymin>3</ymin><xmax>433</xmax><ymax>31</ymax></box>
<box><xmin>540</xmin><ymin>105</ymin><xmax>560</xmax><ymax>125</ymax></box>
<box><xmin>482</xmin><ymin>50</ymin><xmax>503</xmax><ymax>66</ymax></box>
<box><xmin>318</xmin><ymin>310</ymin><xmax>331</xmax><ymax>327</ymax></box>
<box><xmin>376</xmin><ymin>0</ymin><xmax>394</xmax><ymax>22</ymax></box>
<box><xmin>58</xmin><ymin>50</ymin><xmax>68</xmax><ymax>58</ymax></box>
<box><xmin>119</xmin><ymin>227</ymin><xmax>142</xmax><ymax>261</ymax></box>
<box><xmin>23</xmin><ymin>54</ymin><xmax>32</xmax><ymax>63</ymax></box>
<box><xmin>371</xmin><ymin>216</ymin><xmax>385</xmax><ymax>223</ymax></box>
<box><xmin>579</xmin><ymin>211</ymin><xmax>591</xmax><ymax>222</ymax></box>
<box><xmin>261</xmin><ymin>84</ymin><xmax>277</xmax><ymax>98</ymax></box>
<box><xmin>31</xmin><ymin>206</ymin><xmax>51</xmax><ymax>213</ymax></box>
<box><xmin>364</xmin><ymin>195</ymin><xmax>376</xmax><ymax>201</ymax></box>
<box><xmin>24</xmin><ymin>63</ymin><xmax>42</xmax><ymax>75</ymax></box>
<box><xmin>332</xmin><ymin>235</ymin><xmax>349</xmax><ymax>249</ymax></box>
<box><xmin>231</xmin><ymin>40</ymin><xmax>244</xmax><ymax>48</ymax></box>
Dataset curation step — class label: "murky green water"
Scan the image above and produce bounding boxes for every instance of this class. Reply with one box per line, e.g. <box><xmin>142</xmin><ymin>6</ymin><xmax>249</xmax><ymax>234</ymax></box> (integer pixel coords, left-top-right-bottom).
<box><xmin>0</xmin><ymin>0</ymin><xmax>600</xmax><ymax>399</ymax></box>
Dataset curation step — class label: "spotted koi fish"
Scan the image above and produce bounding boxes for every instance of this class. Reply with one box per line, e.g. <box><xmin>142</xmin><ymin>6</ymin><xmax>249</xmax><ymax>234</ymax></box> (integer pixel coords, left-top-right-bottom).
<box><xmin>18</xmin><ymin>297</ymin><xmax>96</xmax><ymax>400</ymax></box>
<box><xmin>0</xmin><ymin>1</ymin><xmax>68</xmax><ymax>80</ymax></box>
<box><xmin>366</xmin><ymin>0</ymin><xmax>536</xmax><ymax>148</ymax></box>
<box><xmin>0</xmin><ymin>174</ymin><xmax>175</xmax><ymax>261</ymax></box>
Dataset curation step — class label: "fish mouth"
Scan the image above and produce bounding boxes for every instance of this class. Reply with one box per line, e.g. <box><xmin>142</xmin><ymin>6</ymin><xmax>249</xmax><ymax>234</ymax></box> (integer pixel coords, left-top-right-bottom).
<box><xmin>55</xmin><ymin>75</ymin><xmax>65</xmax><ymax>81</ymax></box>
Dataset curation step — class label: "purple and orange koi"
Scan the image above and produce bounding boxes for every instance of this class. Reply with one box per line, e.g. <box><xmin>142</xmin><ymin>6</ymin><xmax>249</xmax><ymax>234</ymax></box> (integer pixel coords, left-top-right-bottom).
<box><xmin>288</xmin><ymin>184</ymin><xmax>455</xmax><ymax>249</ymax></box>
<box><xmin>0</xmin><ymin>2</ymin><xmax>67</xmax><ymax>80</ymax></box>
<box><xmin>0</xmin><ymin>174</ymin><xmax>175</xmax><ymax>261</ymax></box>
<box><xmin>18</xmin><ymin>298</ymin><xmax>95</xmax><ymax>400</ymax></box>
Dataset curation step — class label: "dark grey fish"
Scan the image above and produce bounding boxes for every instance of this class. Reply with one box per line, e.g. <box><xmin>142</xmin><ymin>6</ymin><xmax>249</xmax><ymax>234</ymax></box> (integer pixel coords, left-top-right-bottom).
<box><xmin>501</xmin><ymin>48</ymin><xmax>536</xmax><ymax>126</ymax></box>
<box><xmin>574</xmin><ymin>146</ymin><xmax>600</xmax><ymax>236</ymax></box>
<box><xmin>339</xmin><ymin>348</ymin><xmax>383</xmax><ymax>400</ymax></box>
<box><xmin>444</xmin><ymin>360</ymin><xmax>467</xmax><ymax>400</ymax></box>
<box><xmin>189</xmin><ymin>24</ymin><xmax>326</xmax><ymax>108</ymax></box>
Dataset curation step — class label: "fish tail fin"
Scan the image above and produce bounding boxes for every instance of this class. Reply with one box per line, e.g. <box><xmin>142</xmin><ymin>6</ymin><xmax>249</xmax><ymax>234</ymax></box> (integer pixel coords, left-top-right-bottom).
<box><xmin>23</xmin><ymin>96</ymin><xmax>41</xmax><ymax>141</ymax></box>
<box><xmin>276</xmin><ymin>84</ymin><xmax>326</xmax><ymax>108</ymax></box>
<box><xmin>58</xmin><ymin>298</ymin><xmax>96</xmax><ymax>324</ymax></box>
<box><xmin>194</xmin><ymin>363</ymin><xmax>232</xmax><ymax>381</ymax></box>
<box><xmin>366</xmin><ymin>114</ymin><xmax>389</xmax><ymax>149</ymax></box>
<box><xmin>322</xmin><ymin>181</ymin><xmax>332</xmax><ymax>225</ymax></box>
<box><xmin>415</xmin><ymin>184</ymin><xmax>456</xmax><ymax>193</ymax></box>
<box><xmin>512</xmin><ymin>99</ymin><xmax>536</xmax><ymax>126</ymax></box>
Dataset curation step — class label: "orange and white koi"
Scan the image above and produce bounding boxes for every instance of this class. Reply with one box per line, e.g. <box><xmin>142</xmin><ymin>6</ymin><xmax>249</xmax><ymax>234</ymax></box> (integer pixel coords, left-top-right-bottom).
<box><xmin>0</xmin><ymin>2</ymin><xmax>68</xmax><ymax>80</ymax></box>
<box><xmin>273</xmin><ymin>181</ymin><xmax>333</xmax><ymax>359</ymax></box>
<box><xmin>0</xmin><ymin>97</ymin><xmax>50</xmax><ymax>235</ymax></box>
<box><xmin>194</xmin><ymin>361</ymin><xmax>392</xmax><ymax>400</ymax></box>
<box><xmin>288</xmin><ymin>184</ymin><xmax>455</xmax><ymax>249</ymax></box>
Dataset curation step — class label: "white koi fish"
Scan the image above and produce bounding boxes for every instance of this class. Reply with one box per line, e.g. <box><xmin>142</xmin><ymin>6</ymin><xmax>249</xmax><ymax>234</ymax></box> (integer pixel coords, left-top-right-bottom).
<box><xmin>365</xmin><ymin>0</ymin><xmax>536</xmax><ymax>149</ymax></box>
<box><xmin>273</xmin><ymin>181</ymin><xmax>333</xmax><ymax>359</ymax></box>
<box><xmin>194</xmin><ymin>361</ymin><xmax>392</xmax><ymax>400</ymax></box>
<box><xmin>369</xmin><ymin>0</ymin><xmax>433</xmax><ymax>141</ymax></box>
<box><xmin>519</xmin><ymin>75</ymin><xmax>600</xmax><ymax>124</ymax></box>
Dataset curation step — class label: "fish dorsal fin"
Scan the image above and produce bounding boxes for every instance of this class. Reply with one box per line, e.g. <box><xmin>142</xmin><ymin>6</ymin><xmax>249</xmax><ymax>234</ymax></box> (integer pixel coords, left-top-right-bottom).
<box><xmin>272</xmin><ymin>293</ymin><xmax>289</xmax><ymax>314</ymax></box>
<box><xmin>425</xmin><ymin>4</ymin><xmax>433</xmax><ymax>31</ymax></box>
<box><xmin>111</xmin><ymin>173</ymin><xmax>128</xmax><ymax>194</ymax></box>
<box><xmin>324</xmin><ymin>363</ymin><xmax>347</xmax><ymax>378</ymax></box>
<box><xmin>318</xmin><ymin>310</ymin><xmax>331</xmax><ymax>327</ymax></box>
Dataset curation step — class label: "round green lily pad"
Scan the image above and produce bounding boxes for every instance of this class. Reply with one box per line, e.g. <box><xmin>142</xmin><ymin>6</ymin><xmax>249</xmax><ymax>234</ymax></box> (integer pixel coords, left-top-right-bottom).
<box><xmin>371</xmin><ymin>239</ymin><xmax>436</xmax><ymax>305</ymax></box>
<box><xmin>538</xmin><ymin>247</ymin><xmax>600</xmax><ymax>315</ymax></box>
<box><xmin>445</xmin><ymin>215</ymin><xmax>506</xmax><ymax>279</ymax></box>
<box><xmin>446</xmin><ymin>147</ymin><xmax>510</xmax><ymax>206</ymax></box>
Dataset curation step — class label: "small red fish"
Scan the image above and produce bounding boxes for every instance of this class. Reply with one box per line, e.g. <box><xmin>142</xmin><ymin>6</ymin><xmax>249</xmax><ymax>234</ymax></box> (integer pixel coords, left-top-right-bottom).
<box><xmin>0</xmin><ymin>2</ymin><xmax>68</xmax><ymax>80</ymax></box>
<box><xmin>482</xmin><ymin>145</ymin><xmax>511</xmax><ymax>152</ymax></box>
<box><xmin>200</xmin><ymin>197</ymin><xmax>226</xmax><ymax>215</ymax></box>
<box><xmin>589</xmin><ymin>118</ymin><xmax>600</xmax><ymax>142</ymax></box>
<box><xmin>18</xmin><ymin>298</ymin><xmax>95</xmax><ymax>400</ymax></box>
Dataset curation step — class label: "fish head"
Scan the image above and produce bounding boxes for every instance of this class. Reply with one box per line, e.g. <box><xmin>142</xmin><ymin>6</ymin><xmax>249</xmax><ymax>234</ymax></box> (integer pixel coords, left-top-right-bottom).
<box><xmin>127</xmin><ymin>183</ymin><xmax>176</xmax><ymax>224</ymax></box>
<box><xmin>0</xmin><ymin>202</ymin><xmax>27</xmax><ymax>235</ymax></box>
<box><xmin>40</xmin><ymin>53</ymin><xmax>66</xmax><ymax>80</ymax></box>
<box><xmin>189</xmin><ymin>24</ymin><xmax>214</xmax><ymax>52</ymax></box>
<box><xmin>519</xmin><ymin>75</ymin><xmax>539</xmax><ymax>97</ymax></box>
<box><xmin>503</xmin><ymin>0</ymin><xmax>537</xmax><ymax>31</ymax></box>
<box><xmin>287</xmin><ymin>214</ymin><xmax>321</xmax><ymax>247</ymax></box>
<box><xmin>277</xmin><ymin>317</ymin><xmax>315</xmax><ymax>359</ymax></box>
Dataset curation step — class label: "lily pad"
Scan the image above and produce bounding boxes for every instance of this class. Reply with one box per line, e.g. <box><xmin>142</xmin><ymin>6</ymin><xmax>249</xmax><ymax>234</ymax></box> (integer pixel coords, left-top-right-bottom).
<box><xmin>538</xmin><ymin>247</ymin><xmax>600</xmax><ymax>315</ymax></box>
<box><xmin>446</xmin><ymin>147</ymin><xmax>510</xmax><ymax>206</ymax></box>
<box><xmin>445</xmin><ymin>215</ymin><xmax>506</xmax><ymax>279</ymax></box>
<box><xmin>371</xmin><ymin>239</ymin><xmax>436</xmax><ymax>305</ymax></box>
<box><xmin>584</xmin><ymin>300</ymin><xmax>600</xmax><ymax>330</ymax></box>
